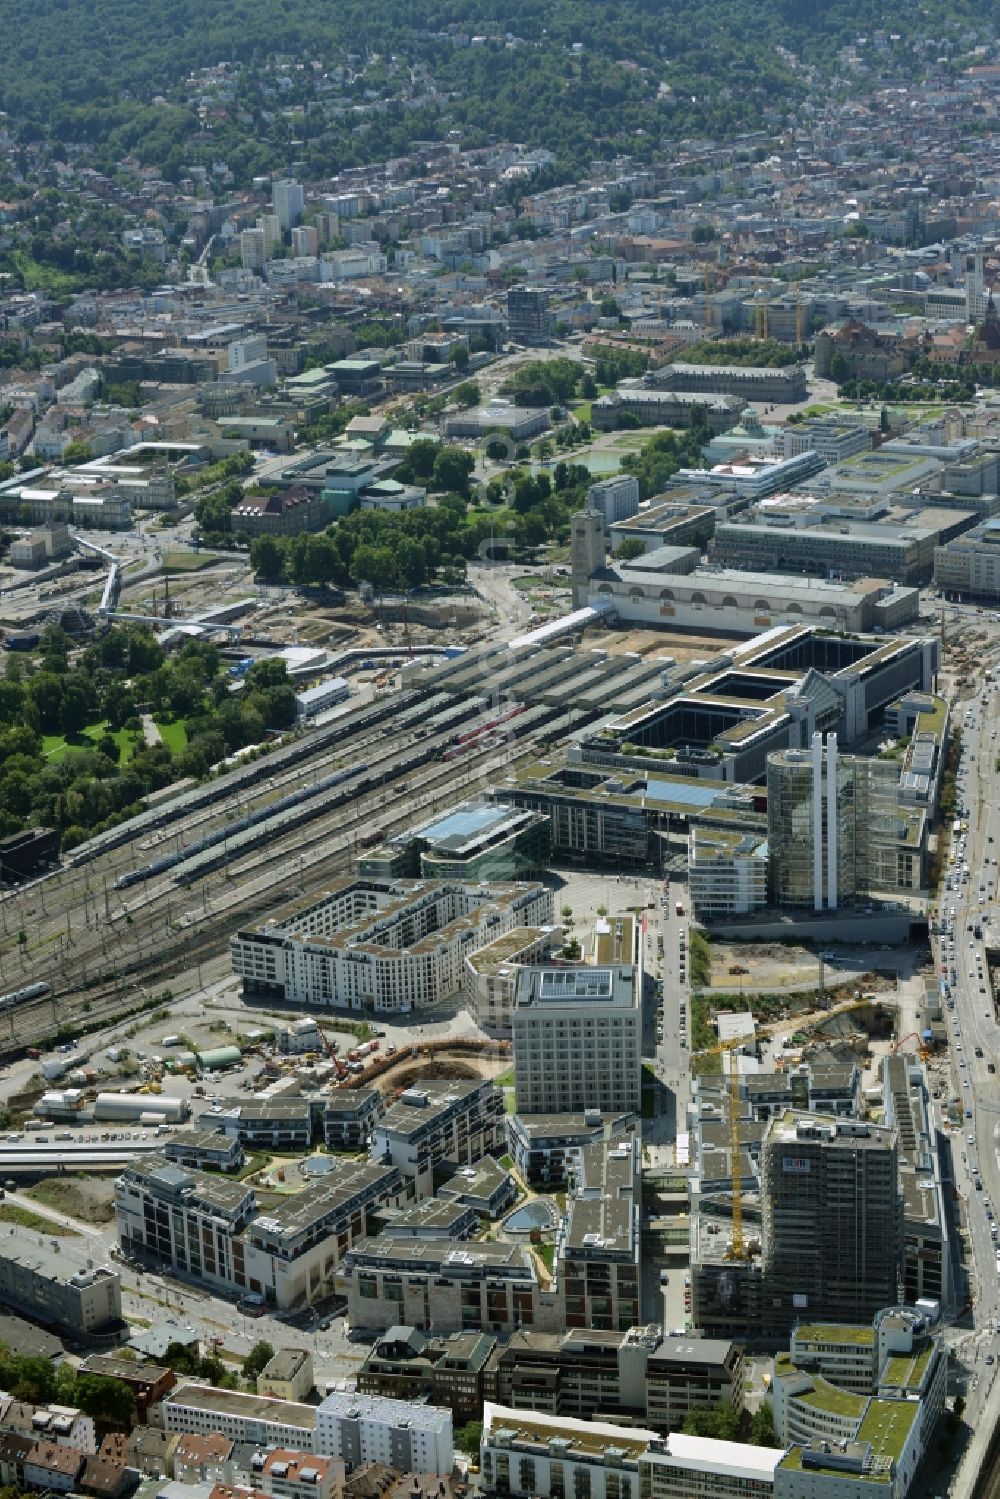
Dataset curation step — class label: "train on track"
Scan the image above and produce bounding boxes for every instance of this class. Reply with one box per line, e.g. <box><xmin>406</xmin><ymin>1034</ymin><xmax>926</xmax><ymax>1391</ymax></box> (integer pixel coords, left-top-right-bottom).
<box><xmin>0</xmin><ymin>982</ymin><xmax>50</xmax><ymax>1011</ymax></box>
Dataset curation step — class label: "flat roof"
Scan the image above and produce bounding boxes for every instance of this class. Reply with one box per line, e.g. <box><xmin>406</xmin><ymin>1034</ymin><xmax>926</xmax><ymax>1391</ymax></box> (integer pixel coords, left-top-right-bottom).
<box><xmin>645</xmin><ymin>1432</ymin><xmax>784</xmax><ymax>1478</ymax></box>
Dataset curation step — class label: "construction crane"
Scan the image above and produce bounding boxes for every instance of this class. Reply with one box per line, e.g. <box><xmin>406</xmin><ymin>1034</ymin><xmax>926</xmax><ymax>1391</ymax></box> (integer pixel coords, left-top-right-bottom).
<box><xmin>692</xmin><ymin>994</ymin><xmax>888</xmax><ymax>1260</ymax></box>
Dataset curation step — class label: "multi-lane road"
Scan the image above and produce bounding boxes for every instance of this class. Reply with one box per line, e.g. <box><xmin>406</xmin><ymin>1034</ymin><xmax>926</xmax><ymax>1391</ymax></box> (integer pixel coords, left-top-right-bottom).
<box><xmin>933</xmin><ymin>673</ymin><xmax>1000</xmax><ymax>1430</ymax></box>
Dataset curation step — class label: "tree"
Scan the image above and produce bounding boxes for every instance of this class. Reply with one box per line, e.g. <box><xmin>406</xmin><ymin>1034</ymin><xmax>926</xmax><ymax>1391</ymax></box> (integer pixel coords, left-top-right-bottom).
<box><xmin>828</xmin><ymin>352</ymin><xmax>850</xmax><ymax>385</ymax></box>
<box><xmin>59</xmin><ymin>682</ymin><xmax>91</xmax><ymax>737</ymax></box>
<box><xmin>242</xmin><ymin>1340</ymin><xmax>275</xmax><ymax>1383</ymax></box>
<box><xmin>61</xmin><ymin>439</ymin><xmax>93</xmax><ymax>464</ymax></box>
<box><xmin>449</xmin><ymin>344</ymin><xmax>470</xmax><ymax>372</ymax></box>
<box><xmin>454</xmin><ymin>1420</ymin><xmax>483</xmax><ymax>1454</ymax></box>
<box><xmin>453</xmin><ymin>379</ymin><xmax>480</xmax><ymax>408</ymax></box>
<box><xmin>431</xmin><ymin>446</ymin><xmax>474</xmax><ymax>497</ymax></box>
<box><xmin>250</xmin><ymin>535</ymin><xmax>285</xmax><ymax>580</ymax></box>
<box><xmin>748</xmin><ymin>1403</ymin><xmax>776</xmax><ymax>1446</ymax></box>
<box><xmin>614</xmin><ymin>537</ymin><xmax>647</xmax><ymax>561</ymax></box>
<box><xmin>682</xmin><ymin>1406</ymin><xmax>741</xmax><ymax>1441</ymax></box>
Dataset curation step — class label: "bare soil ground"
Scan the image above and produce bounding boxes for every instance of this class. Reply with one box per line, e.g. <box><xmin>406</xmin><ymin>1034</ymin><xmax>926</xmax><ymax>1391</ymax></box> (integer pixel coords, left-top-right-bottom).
<box><xmin>25</xmin><ymin>1175</ymin><xmax>116</xmax><ymax>1223</ymax></box>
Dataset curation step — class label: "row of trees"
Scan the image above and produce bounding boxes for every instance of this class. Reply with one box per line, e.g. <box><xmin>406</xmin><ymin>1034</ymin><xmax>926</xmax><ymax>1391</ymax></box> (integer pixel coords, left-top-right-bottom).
<box><xmin>0</xmin><ymin>1347</ymin><xmax>133</xmax><ymax>1427</ymax></box>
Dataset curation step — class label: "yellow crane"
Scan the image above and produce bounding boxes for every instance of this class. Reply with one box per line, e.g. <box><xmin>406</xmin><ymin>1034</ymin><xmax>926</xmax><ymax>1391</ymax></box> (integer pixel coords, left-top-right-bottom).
<box><xmin>693</xmin><ymin>995</ymin><xmax>886</xmax><ymax>1261</ymax></box>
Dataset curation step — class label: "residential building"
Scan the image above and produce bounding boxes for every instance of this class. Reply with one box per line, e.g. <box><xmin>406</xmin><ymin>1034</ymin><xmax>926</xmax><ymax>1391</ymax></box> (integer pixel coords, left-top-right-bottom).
<box><xmin>761</xmin><ymin>1113</ymin><xmax>903</xmax><ymax>1330</ymax></box>
<box><xmin>507</xmin><ymin>287</ymin><xmax>553</xmax><ymax>346</ymax></box>
<box><xmin>254</xmin><ymin>1449</ymin><xmax>343</xmax><ymax>1499</ymax></box>
<box><xmin>273</xmin><ymin>180</ymin><xmax>305</xmax><ymax>233</ymax></box>
<box><xmin>586</xmin><ymin>476</ymin><xmax>641</xmax><ymax>529</ymax></box>
<box><xmin>340</xmin><ymin>1236</ymin><xmax>546</xmax><ymax>1335</ymax></box>
<box><xmin>0</xmin><ymin>1231</ymin><xmax>124</xmax><ymax>1348</ymax></box>
<box><xmin>160</xmin><ymin>1385</ymin><xmax>315</xmax><ymax>1449</ymax></box>
<box><xmin>434</xmin><ymin>1157</ymin><xmax>517</xmax><ymax>1221</ymax></box>
<box><xmin>231</xmin><ymin>877</ymin><xmax>553</xmax><ymax>1015</ymax></box>
<box><xmin>357</xmin><ymin>1328</ymin><xmax>497</xmax><ymax>1422</ymax></box>
<box><xmin>314</xmin><ymin>1392</ymin><xmax>452</xmax><ymax>1475</ymax></box>
<box><xmin>173</xmin><ymin>1434</ymin><xmax>235</xmax><ymax>1486</ymax></box>
<box><xmin>323</xmin><ymin>1091</ymin><xmax>386</xmax><ymax>1152</ymax></box>
<box><xmin>640</xmin><ymin>1433</ymin><xmax>784</xmax><ymax>1499</ymax></box>
<box><xmin>163</xmin><ymin>1130</ymin><xmax>245</xmax><ymax>1175</ymax></box>
<box><xmin>505</xmin><ymin>1112</ymin><xmax>635</xmax><ymax>1186</ymax></box>
<box><xmin>480</xmin><ymin>1404</ymin><xmax>655</xmax><ymax>1499</ymax></box>
<box><xmin>257</xmin><ymin>1349</ymin><xmax>314</xmax><ymax>1403</ymax></box>
<box><xmin>512</xmin><ymin>966</ymin><xmax>641</xmax><ymax>1116</ymax></box>
<box><xmin>370</xmin><ymin>1078</ymin><xmax>505</xmax><ymax>1197</ymax></box>
<box><xmin>558</xmin><ymin>1139</ymin><xmax>641</xmax><ymax>1333</ymax></box>
<box><xmin>882</xmin><ymin>1057</ymin><xmax>950</xmax><ymax>1306</ymax></box>
<box><xmin>23</xmin><ymin>1442</ymin><xmax>84</xmax><ymax>1493</ymax></box>
<box><xmin>115</xmin><ymin>1156</ymin><xmax>405</xmax><ymax>1310</ymax></box>
<box><xmin>196</xmin><ymin>1098</ymin><xmax>313</xmax><ymax>1152</ymax></box>
<box><xmin>3</xmin><ymin>1405</ymin><xmax>95</xmax><ymax>1453</ymax></box>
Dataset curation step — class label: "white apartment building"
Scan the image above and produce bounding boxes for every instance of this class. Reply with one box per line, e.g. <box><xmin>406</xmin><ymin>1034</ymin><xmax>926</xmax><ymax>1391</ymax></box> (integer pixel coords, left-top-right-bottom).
<box><xmin>480</xmin><ymin>1405</ymin><xmax>655</xmax><ymax>1499</ymax></box>
<box><xmin>640</xmin><ymin>1433</ymin><xmax>783</xmax><ymax>1499</ymax></box>
<box><xmin>315</xmin><ymin>1392</ymin><xmax>452</xmax><ymax>1474</ymax></box>
<box><xmin>512</xmin><ymin>965</ymin><xmax>641</xmax><ymax>1115</ymax></box>
<box><xmin>231</xmin><ymin>877</ymin><xmax>553</xmax><ymax>1014</ymax></box>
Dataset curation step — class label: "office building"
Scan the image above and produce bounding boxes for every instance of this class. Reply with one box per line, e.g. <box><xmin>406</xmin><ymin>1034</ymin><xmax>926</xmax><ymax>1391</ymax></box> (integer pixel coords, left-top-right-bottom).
<box><xmin>586</xmin><ymin>475</ymin><xmax>641</xmax><ymax>528</ymax></box>
<box><xmin>711</xmin><ymin>515</ymin><xmax>940</xmax><ymax>586</ymax></box>
<box><xmin>507</xmin><ymin>286</ymin><xmax>553</xmax><ymax>346</ymax></box>
<box><xmin>314</xmin><ymin>1392</ymin><xmax>452</xmax><ymax>1474</ymax></box>
<box><xmin>231</xmin><ymin>877</ymin><xmax>553</xmax><ymax>1014</ymax></box>
<box><xmin>489</xmin><ymin>1326</ymin><xmax>744</xmax><ymax>1434</ymax></box>
<box><xmin>0</xmin><ymin>1231</ymin><xmax>124</xmax><ymax>1348</ymax></box>
<box><xmin>272</xmin><ymin>179</ymin><xmax>305</xmax><ymax>233</ymax></box>
<box><xmin>161</xmin><ymin>1384</ymin><xmax>316</xmax><ymax>1449</ymax></box>
<box><xmin>934</xmin><ymin>518</ymin><xmax>1000</xmax><ymax>600</ymax></box>
<box><xmin>640</xmin><ymin>1433</ymin><xmax>784</xmax><ymax>1499</ymax></box>
<box><xmin>512</xmin><ymin>966</ymin><xmax>641</xmax><ymax>1116</ymax></box>
<box><xmin>608</xmin><ymin>498</ymin><xmax>716</xmax><ymax>556</ymax></box>
<box><xmin>370</xmin><ymin>1078</ymin><xmax>505</xmax><ymax>1197</ymax></box>
<box><xmin>480</xmin><ymin>1405</ymin><xmax>656</xmax><ymax>1499</ymax></box>
<box><xmin>782</xmin><ymin>420</ymin><xmax>873</xmax><ymax>463</ymax></box>
<box><xmin>688</xmin><ymin>827</ymin><xmax>768</xmax><ymax>920</ymax></box>
<box><xmin>766</xmin><ymin>737</ymin><xmax>923</xmax><ymax>910</ymax></box>
<box><xmin>464</xmin><ymin>926</ymin><xmax>563</xmax><ymax>1038</ymax></box>
<box><xmin>358</xmin><ymin>1328</ymin><xmax>497</xmax><ymax>1422</ymax></box>
<box><xmin>882</xmin><ymin>1057</ymin><xmax>950</xmax><ymax>1305</ymax></box>
<box><xmin>256</xmin><ymin>1349</ymin><xmax>314</xmax><ymax>1402</ymax></box>
<box><xmin>357</xmin><ymin>802</ymin><xmax>551</xmax><ymax>884</ymax></box>
<box><xmin>761</xmin><ymin>1113</ymin><xmax>903</xmax><ymax>1329</ymax></box>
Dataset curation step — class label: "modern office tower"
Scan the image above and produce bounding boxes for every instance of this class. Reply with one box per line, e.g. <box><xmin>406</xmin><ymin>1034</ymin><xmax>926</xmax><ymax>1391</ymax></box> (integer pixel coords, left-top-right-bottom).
<box><xmin>507</xmin><ymin>285</ymin><xmax>554</xmax><ymax>346</ymax></box>
<box><xmin>272</xmin><ymin>178</ymin><xmax>305</xmax><ymax>233</ymax></box>
<box><xmin>571</xmin><ymin>508</ymin><xmax>607</xmax><ymax>606</ymax></box>
<box><xmin>512</xmin><ymin>964</ymin><xmax>641</xmax><ymax>1115</ymax></box>
<box><xmin>761</xmin><ymin>1112</ymin><xmax>903</xmax><ymax>1329</ymax></box>
<box><xmin>586</xmin><ymin>474</ymin><xmax>641</xmax><ymax>528</ymax></box>
<box><xmin>766</xmin><ymin>734</ymin><xmax>904</xmax><ymax>910</ymax></box>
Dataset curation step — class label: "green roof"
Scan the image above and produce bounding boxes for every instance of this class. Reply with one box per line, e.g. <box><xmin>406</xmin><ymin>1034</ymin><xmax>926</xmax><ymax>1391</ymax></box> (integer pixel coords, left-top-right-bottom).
<box><xmin>798</xmin><ymin>1376</ymin><xmax>868</xmax><ymax>1419</ymax></box>
<box><xmin>881</xmin><ymin>1345</ymin><xmax>933</xmax><ymax>1391</ymax></box>
<box><xmin>778</xmin><ymin>1447</ymin><xmax>890</xmax><ymax>1485</ymax></box>
<box><xmin>857</xmin><ymin>1398</ymin><xmax>919</xmax><ymax>1461</ymax></box>
<box><xmin>795</xmin><ymin>1323</ymin><xmax>875</xmax><ymax>1347</ymax></box>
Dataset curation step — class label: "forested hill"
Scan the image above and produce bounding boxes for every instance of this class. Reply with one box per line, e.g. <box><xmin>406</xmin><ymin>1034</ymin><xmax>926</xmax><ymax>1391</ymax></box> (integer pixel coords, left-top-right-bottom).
<box><xmin>0</xmin><ymin>0</ymin><xmax>993</xmax><ymax>182</ymax></box>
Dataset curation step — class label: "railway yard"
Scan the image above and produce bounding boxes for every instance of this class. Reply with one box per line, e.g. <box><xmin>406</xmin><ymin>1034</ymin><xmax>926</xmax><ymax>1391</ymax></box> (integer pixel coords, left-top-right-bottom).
<box><xmin>0</xmin><ymin>617</ymin><xmax>672</xmax><ymax>1054</ymax></box>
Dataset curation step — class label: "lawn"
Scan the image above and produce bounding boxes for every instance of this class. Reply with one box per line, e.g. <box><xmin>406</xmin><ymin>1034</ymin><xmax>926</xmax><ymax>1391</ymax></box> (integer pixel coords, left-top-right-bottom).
<box><xmin>161</xmin><ymin>551</ymin><xmax>219</xmax><ymax>572</ymax></box>
<box><xmin>42</xmin><ymin>721</ymin><xmax>143</xmax><ymax>764</ymax></box>
<box><xmin>155</xmin><ymin>717</ymin><xmax>188</xmax><ymax>753</ymax></box>
<box><xmin>0</xmin><ymin>1204</ymin><xmax>79</xmax><ymax>1235</ymax></box>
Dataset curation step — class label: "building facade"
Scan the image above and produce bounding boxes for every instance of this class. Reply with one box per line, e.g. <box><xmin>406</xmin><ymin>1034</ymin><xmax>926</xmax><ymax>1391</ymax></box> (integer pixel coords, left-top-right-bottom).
<box><xmin>512</xmin><ymin>966</ymin><xmax>641</xmax><ymax>1116</ymax></box>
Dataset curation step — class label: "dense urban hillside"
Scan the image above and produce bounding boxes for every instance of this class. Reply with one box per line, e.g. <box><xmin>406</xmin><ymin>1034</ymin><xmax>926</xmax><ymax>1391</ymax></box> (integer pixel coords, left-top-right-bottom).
<box><xmin>0</xmin><ymin>0</ymin><xmax>994</xmax><ymax>182</ymax></box>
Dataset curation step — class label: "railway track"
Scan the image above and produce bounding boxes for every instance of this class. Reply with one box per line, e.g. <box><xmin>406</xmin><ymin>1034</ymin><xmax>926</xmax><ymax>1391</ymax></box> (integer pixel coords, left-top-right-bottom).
<box><xmin>0</xmin><ymin>733</ymin><xmax>543</xmax><ymax>1056</ymax></box>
